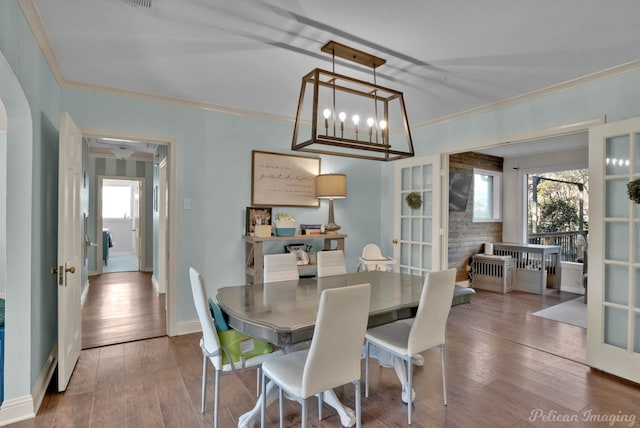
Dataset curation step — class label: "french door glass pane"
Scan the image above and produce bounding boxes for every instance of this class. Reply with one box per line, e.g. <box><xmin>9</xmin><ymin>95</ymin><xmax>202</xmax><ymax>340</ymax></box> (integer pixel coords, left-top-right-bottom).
<box><xmin>635</xmin><ymin>269</ymin><xmax>640</xmax><ymax>308</ymax></box>
<box><xmin>423</xmin><ymin>165</ymin><xmax>432</xmax><ymax>189</ymax></box>
<box><xmin>411</xmin><ymin>218</ymin><xmax>420</xmax><ymax>241</ymax></box>
<box><xmin>604</xmin><ymin>306</ymin><xmax>628</xmax><ymax>349</ymax></box>
<box><xmin>422</xmin><ymin>219</ymin><xmax>432</xmax><ymax>242</ymax></box>
<box><xmin>411</xmin><ymin>243</ymin><xmax>420</xmax><ymax>267</ymax></box>
<box><xmin>400</xmin><ymin>243</ymin><xmax>409</xmax><ymax>266</ymax></box>
<box><xmin>412</xmin><ymin>166</ymin><xmax>423</xmax><ymax>190</ymax></box>
<box><xmin>605</xmin><ymin>135</ymin><xmax>630</xmax><ymax>176</ymax></box>
<box><xmin>604</xmin><ymin>264</ymin><xmax>629</xmax><ymax>305</ymax></box>
<box><xmin>422</xmin><ymin>245</ymin><xmax>432</xmax><ymax>270</ymax></box>
<box><xmin>402</xmin><ymin>168</ymin><xmax>410</xmax><ymax>191</ymax></box>
<box><xmin>605</xmin><ymin>222</ymin><xmax>629</xmax><ymax>261</ymax></box>
<box><xmin>422</xmin><ymin>191</ymin><xmax>432</xmax><ymax>216</ymax></box>
<box><xmin>635</xmin><ymin>133</ymin><xmax>640</xmax><ymax>169</ymax></box>
<box><xmin>401</xmin><ymin>218</ymin><xmax>410</xmax><ymax>240</ymax></box>
<box><xmin>606</xmin><ymin>179</ymin><xmax>630</xmax><ymax>218</ymax></box>
<box><xmin>402</xmin><ymin>194</ymin><xmax>409</xmax><ymax>216</ymax></box>
<box><xmin>634</xmin><ymin>313</ymin><xmax>640</xmax><ymax>353</ymax></box>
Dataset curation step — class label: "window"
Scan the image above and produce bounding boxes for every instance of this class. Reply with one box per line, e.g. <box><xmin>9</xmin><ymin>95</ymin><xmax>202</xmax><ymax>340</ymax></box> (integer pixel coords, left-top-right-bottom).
<box><xmin>102</xmin><ymin>183</ymin><xmax>132</xmax><ymax>218</ymax></box>
<box><xmin>473</xmin><ymin>168</ymin><xmax>502</xmax><ymax>222</ymax></box>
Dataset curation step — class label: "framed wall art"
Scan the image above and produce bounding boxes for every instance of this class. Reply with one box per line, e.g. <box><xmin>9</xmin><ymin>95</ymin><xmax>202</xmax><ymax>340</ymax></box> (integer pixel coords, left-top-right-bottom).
<box><xmin>251</xmin><ymin>150</ymin><xmax>321</xmax><ymax>207</ymax></box>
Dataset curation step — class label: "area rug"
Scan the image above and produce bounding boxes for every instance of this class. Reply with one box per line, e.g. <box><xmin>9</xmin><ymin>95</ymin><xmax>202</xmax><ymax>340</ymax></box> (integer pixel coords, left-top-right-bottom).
<box><xmin>532</xmin><ymin>296</ymin><xmax>586</xmax><ymax>328</ymax></box>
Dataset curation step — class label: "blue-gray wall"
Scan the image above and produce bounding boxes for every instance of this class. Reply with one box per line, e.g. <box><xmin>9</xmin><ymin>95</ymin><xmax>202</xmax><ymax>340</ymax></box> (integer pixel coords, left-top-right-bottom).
<box><xmin>4</xmin><ymin>0</ymin><xmax>640</xmax><ymax>411</ymax></box>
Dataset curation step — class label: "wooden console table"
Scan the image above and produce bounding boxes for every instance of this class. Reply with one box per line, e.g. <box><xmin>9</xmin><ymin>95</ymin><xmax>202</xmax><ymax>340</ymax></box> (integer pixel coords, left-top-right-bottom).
<box><xmin>492</xmin><ymin>243</ymin><xmax>562</xmax><ymax>294</ymax></box>
<box><xmin>244</xmin><ymin>234</ymin><xmax>347</xmax><ymax>284</ymax></box>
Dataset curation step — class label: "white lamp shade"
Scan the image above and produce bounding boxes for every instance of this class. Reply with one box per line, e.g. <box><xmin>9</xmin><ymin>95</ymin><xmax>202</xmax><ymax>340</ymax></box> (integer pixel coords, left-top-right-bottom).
<box><xmin>316</xmin><ymin>174</ymin><xmax>347</xmax><ymax>199</ymax></box>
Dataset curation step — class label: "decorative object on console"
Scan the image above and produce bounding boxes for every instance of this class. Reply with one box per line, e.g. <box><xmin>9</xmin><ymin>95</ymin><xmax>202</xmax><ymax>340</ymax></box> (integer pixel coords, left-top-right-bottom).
<box><xmin>285</xmin><ymin>243</ymin><xmax>312</xmax><ymax>265</ymax></box>
<box><xmin>291</xmin><ymin>40</ymin><xmax>414</xmax><ymax>161</ymax></box>
<box><xmin>300</xmin><ymin>224</ymin><xmax>322</xmax><ymax>235</ymax></box>
<box><xmin>274</xmin><ymin>212</ymin><xmax>297</xmax><ymax>237</ymax></box>
<box><xmin>245</xmin><ymin>206</ymin><xmax>272</xmax><ymax>236</ymax></box>
<box><xmin>316</xmin><ymin>174</ymin><xmax>347</xmax><ymax>233</ymax></box>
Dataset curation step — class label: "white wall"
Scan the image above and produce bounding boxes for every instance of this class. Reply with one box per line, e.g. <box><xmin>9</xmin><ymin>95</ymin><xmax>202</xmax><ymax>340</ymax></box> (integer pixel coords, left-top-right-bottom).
<box><xmin>103</xmin><ymin>218</ymin><xmax>134</xmax><ymax>255</ymax></box>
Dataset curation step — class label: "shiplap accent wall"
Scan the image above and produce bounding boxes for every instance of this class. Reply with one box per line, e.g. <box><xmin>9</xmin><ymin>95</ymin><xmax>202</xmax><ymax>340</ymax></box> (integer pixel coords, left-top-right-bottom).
<box><xmin>448</xmin><ymin>152</ymin><xmax>503</xmax><ymax>281</ymax></box>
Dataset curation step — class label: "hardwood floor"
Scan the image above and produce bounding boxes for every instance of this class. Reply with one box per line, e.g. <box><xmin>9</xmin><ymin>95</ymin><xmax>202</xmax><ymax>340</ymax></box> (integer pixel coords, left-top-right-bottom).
<box><xmin>11</xmin><ymin>289</ymin><xmax>640</xmax><ymax>427</ymax></box>
<box><xmin>82</xmin><ymin>272</ymin><xmax>166</xmax><ymax>349</ymax></box>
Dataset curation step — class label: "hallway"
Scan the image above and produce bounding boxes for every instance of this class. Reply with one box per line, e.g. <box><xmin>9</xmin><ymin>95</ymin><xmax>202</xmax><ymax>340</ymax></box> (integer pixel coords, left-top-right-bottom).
<box><xmin>82</xmin><ymin>271</ymin><xmax>166</xmax><ymax>349</ymax></box>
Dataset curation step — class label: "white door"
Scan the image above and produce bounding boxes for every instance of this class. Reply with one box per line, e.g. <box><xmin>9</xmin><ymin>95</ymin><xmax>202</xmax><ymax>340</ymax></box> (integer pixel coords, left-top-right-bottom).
<box><xmin>132</xmin><ymin>181</ymin><xmax>141</xmax><ymax>270</ymax></box>
<box><xmin>394</xmin><ymin>155</ymin><xmax>441</xmax><ymax>275</ymax></box>
<box><xmin>57</xmin><ymin>112</ymin><xmax>83</xmax><ymax>391</ymax></box>
<box><xmin>157</xmin><ymin>159</ymin><xmax>168</xmax><ymax>293</ymax></box>
<box><xmin>588</xmin><ymin>117</ymin><xmax>640</xmax><ymax>383</ymax></box>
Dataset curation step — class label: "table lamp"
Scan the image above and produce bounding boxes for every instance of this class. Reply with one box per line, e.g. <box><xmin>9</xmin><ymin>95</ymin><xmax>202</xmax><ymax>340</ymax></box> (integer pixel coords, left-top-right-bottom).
<box><xmin>316</xmin><ymin>173</ymin><xmax>347</xmax><ymax>233</ymax></box>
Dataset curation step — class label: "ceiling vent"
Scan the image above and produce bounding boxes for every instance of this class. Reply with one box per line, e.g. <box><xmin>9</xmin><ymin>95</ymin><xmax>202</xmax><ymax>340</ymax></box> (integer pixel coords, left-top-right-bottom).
<box><xmin>127</xmin><ymin>0</ymin><xmax>153</xmax><ymax>8</ymax></box>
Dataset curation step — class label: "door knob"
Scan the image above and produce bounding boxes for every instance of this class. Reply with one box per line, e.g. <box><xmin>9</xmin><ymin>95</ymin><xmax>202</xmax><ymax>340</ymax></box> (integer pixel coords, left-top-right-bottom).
<box><xmin>392</xmin><ymin>239</ymin><xmax>399</xmax><ymax>244</ymax></box>
<box><xmin>66</xmin><ymin>266</ymin><xmax>76</xmax><ymax>274</ymax></box>
<box><xmin>50</xmin><ymin>267</ymin><xmax>57</xmax><ymax>275</ymax></box>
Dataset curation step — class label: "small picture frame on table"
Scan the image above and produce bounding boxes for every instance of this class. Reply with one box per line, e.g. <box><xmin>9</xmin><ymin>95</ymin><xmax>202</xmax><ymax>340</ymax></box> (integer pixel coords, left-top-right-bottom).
<box><xmin>246</xmin><ymin>207</ymin><xmax>272</xmax><ymax>236</ymax></box>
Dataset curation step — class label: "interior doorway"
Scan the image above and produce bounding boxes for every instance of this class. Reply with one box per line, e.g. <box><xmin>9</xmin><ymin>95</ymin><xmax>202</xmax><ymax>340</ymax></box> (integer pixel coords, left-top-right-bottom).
<box><xmin>100</xmin><ymin>177</ymin><xmax>143</xmax><ymax>273</ymax></box>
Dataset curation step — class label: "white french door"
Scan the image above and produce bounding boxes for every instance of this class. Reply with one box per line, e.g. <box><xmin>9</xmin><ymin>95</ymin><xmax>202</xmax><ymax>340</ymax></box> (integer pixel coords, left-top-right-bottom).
<box><xmin>393</xmin><ymin>155</ymin><xmax>441</xmax><ymax>275</ymax></box>
<box><xmin>588</xmin><ymin>117</ymin><xmax>640</xmax><ymax>383</ymax></box>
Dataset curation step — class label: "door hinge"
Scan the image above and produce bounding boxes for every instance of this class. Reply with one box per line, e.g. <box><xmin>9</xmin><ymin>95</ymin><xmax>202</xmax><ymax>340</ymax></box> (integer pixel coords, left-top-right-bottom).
<box><xmin>439</xmin><ymin>168</ymin><xmax>445</xmax><ymax>176</ymax></box>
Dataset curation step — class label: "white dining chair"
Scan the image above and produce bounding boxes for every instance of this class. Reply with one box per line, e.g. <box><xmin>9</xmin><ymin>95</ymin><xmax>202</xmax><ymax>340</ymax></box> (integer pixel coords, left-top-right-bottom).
<box><xmin>260</xmin><ymin>283</ymin><xmax>371</xmax><ymax>428</ymax></box>
<box><xmin>364</xmin><ymin>268</ymin><xmax>456</xmax><ymax>425</ymax></box>
<box><xmin>189</xmin><ymin>267</ymin><xmax>283</xmax><ymax>428</ymax></box>
<box><xmin>316</xmin><ymin>250</ymin><xmax>347</xmax><ymax>277</ymax></box>
<box><xmin>357</xmin><ymin>243</ymin><xmax>397</xmax><ymax>272</ymax></box>
<box><xmin>264</xmin><ymin>253</ymin><xmax>299</xmax><ymax>283</ymax></box>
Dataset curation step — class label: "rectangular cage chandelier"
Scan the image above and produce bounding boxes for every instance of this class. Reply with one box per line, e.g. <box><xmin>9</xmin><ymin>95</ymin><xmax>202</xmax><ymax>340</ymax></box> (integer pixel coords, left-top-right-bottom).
<box><xmin>291</xmin><ymin>41</ymin><xmax>414</xmax><ymax>161</ymax></box>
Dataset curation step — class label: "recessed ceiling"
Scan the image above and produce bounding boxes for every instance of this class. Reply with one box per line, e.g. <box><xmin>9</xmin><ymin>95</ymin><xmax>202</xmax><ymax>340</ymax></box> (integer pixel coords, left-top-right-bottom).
<box><xmin>26</xmin><ymin>0</ymin><xmax>640</xmax><ymax>155</ymax></box>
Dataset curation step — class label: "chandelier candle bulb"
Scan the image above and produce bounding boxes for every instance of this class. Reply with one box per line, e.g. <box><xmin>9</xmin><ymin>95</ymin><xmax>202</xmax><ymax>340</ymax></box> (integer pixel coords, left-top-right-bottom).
<box><xmin>323</xmin><ymin>108</ymin><xmax>331</xmax><ymax>135</ymax></box>
<box><xmin>352</xmin><ymin>114</ymin><xmax>360</xmax><ymax>139</ymax></box>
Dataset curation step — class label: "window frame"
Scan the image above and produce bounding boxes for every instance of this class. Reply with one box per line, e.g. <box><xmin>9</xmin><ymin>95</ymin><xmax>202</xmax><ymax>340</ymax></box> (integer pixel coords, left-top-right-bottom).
<box><xmin>472</xmin><ymin>168</ymin><xmax>502</xmax><ymax>223</ymax></box>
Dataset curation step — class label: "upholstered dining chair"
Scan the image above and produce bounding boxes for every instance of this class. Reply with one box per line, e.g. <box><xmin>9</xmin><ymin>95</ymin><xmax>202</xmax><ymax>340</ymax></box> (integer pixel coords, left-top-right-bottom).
<box><xmin>189</xmin><ymin>267</ymin><xmax>283</xmax><ymax>428</ymax></box>
<box><xmin>316</xmin><ymin>250</ymin><xmax>347</xmax><ymax>277</ymax></box>
<box><xmin>364</xmin><ymin>268</ymin><xmax>456</xmax><ymax>425</ymax></box>
<box><xmin>260</xmin><ymin>283</ymin><xmax>371</xmax><ymax>428</ymax></box>
<box><xmin>263</xmin><ymin>253</ymin><xmax>299</xmax><ymax>283</ymax></box>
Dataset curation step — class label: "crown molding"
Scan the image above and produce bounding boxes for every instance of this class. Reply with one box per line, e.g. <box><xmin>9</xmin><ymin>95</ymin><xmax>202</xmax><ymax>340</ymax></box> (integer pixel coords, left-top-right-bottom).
<box><xmin>88</xmin><ymin>147</ymin><xmax>154</xmax><ymax>162</ymax></box>
<box><xmin>19</xmin><ymin>0</ymin><xmax>640</xmax><ymax>129</ymax></box>
<box><xmin>413</xmin><ymin>59</ymin><xmax>640</xmax><ymax>130</ymax></box>
<box><xmin>18</xmin><ymin>0</ymin><xmax>65</xmax><ymax>84</ymax></box>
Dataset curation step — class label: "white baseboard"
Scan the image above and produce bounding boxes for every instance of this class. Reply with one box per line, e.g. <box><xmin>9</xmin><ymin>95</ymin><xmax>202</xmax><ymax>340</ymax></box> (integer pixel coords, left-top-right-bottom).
<box><xmin>141</xmin><ymin>266</ymin><xmax>153</xmax><ymax>273</ymax></box>
<box><xmin>151</xmin><ymin>274</ymin><xmax>159</xmax><ymax>293</ymax></box>
<box><xmin>176</xmin><ymin>320</ymin><xmax>201</xmax><ymax>336</ymax></box>
<box><xmin>0</xmin><ymin>344</ymin><xmax>57</xmax><ymax>426</ymax></box>
<box><xmin>31</xmin><ymin>344</ymin><xmax>57</xmax><ymax>418</ymax></box>
<box><xmin>0</xmin><ymin>395</ymin><xmax>35</xmax><ymax>426</ymax></box>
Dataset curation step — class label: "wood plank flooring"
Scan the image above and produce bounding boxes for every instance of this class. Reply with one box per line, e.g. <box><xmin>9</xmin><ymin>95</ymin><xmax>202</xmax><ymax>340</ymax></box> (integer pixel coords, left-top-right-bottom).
<box><xmin>11</xmin><ymin>289</ymin><xmax>640</xmax><ymax>427</ymax></box>
<box><xmin>82</xmin><ymin>272</ymin><xmax>166</xmax><ymax>349</ymax></box>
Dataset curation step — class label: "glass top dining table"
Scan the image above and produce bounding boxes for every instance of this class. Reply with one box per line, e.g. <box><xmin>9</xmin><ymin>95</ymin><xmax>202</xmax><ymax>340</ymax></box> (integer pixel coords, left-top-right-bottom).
<box><xmin>216</xmin><ymin>271</ymin><xmax>425</xmax><ymax>347</ymax></box>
